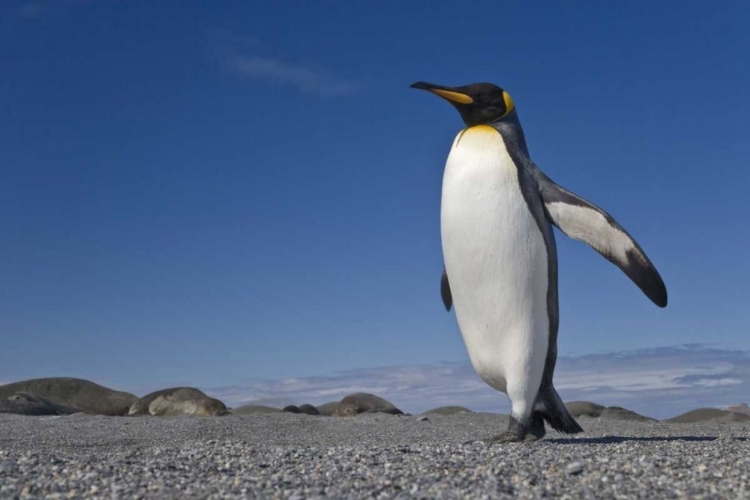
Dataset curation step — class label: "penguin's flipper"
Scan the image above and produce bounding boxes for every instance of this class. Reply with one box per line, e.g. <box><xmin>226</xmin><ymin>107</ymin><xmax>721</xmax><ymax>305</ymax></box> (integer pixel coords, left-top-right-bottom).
<box><xmin>530</xmin><ymin>168</ymin><xmax>667</xmax><ymax>308</ymax></box>
<box><xmin>441</xmin><ymin>267</ymin><xmax>453</xmax><ymax>311</ymax></box>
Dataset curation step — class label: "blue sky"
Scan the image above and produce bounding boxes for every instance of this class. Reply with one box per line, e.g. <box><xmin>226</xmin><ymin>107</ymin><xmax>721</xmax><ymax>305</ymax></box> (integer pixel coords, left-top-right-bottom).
<box><xmin>1</xmin><ymin>2</ymin><xmax>749</xmax><ymax>415</ymax></box>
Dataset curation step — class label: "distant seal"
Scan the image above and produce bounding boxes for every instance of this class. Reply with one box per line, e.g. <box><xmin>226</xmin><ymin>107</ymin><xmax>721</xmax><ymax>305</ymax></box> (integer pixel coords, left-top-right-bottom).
<box><xmin>316</xmin><ymin>401</ymin><xmax>340</xmax><ymax>416</ymax></box>
<box><xmin>282</xmin><ymin>405</ymin><xmax>301</xmax><ymax>413</ymax></box>
<box><xmin>725</xmin><ymin>403</ymin><xmax>750</xmax><ymax>415</ymax></box>
<box><xmin>231</xmin><ymin>405</ymin><xmax>281</xmax><ymax>415</ymax></box>
<box><xmin>334</xmin><ymin>393</ymin><xmax>403</xmax><ymax>417</ymax></box>
<box><xmin>714</xmin><ymin>412</ymin><xmax>750</xmax><ymax>423</ymax></box>
<box><xmin>666</xmin><ymin>408</ymin><xmax>750</xmax><ymax>424</ymax></box>
<box><xmin>298</xmin><ymin>404</ymin><xmax>320</xmax><ymax>415</ymax></box>
<box><xmin>423</xmin><ymin>406</ymin><xmax>473</xmax><ymax>416</ymax></box>
<box><xmin>599</xmin><ymin>406</ymin><xmax>655</xmax><ymax>422</ymax></box>
<box><xmin>0</xmin><ymin>377</ymin><xmax>137</xmax><ymax>416</ymax></box>
<box><xmin>129</xmin><ymin>387</ymin><xmax>221</xmax><ymax>416</ymax></box>
<box><xmin>148</xmin><ymin>390</ymin><xmax>228</xmax><ymax>417</ymax></box>
<box><xmin>565</xmin><ymin>401</ymin><xmax>605</xmax><ymax>418</ymax></box>
<box><xmin>0</xmin><ymin>392</ymin><xmax>86</xmax><ymax>416</ymax></box>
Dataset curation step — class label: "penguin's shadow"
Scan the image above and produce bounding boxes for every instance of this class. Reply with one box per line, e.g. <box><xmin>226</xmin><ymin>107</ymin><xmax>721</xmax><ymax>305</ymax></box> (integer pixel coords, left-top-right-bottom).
<box><xmin>547</xmin><ymin>435</ymin><xmax>748</xmax><ymax>444</ymax></box>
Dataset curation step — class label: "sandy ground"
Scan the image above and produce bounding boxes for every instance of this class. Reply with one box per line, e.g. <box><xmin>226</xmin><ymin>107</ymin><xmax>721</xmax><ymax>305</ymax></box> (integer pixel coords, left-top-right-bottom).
<box><xmin>1</xmin><ymin>412</ymin><xmax>748</xmax><ymax>499</ymax></box>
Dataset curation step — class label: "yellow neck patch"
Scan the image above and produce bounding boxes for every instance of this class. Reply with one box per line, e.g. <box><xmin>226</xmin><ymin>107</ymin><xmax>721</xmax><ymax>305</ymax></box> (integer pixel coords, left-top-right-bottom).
<box><xmin>502</xmin><ymin>91</ymin><xmax>515</xmax><ymax>115</ymax></box>
<box><xmin>455</xmin><ymin>124</ymin><xmax>498</xmax><ymax>147</ymax></box>
<box><xmin>467</xmin><ymin>125</ymin><xmax>497</xmax><ymax>134</ymax></box>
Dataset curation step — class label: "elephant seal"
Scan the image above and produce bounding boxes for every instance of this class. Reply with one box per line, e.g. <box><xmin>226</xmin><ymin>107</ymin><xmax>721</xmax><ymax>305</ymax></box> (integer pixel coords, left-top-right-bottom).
<box><xmin>0</xmin><ymin>392</ymin><xmax>86</xmax><ymax>416</ymax></box>
<box><xmin>714</xmin><ymin>412</ymin><xmax>750</xmax><ymax>423</ymax></box>
<box><xmin>148</xmin><ymin>390</ymin><xmax>228</xmax><ymax>417</ymax></box>
<box><xmin>725</xmin><ymin>403</ymin><xmax>750</xmax><ymax>415</ymax></box>
<box><xmin>599</xmin><ymin>406</ymin><xmax>656</xmax><ymax>422</ymax></box>
<box><xmin>129</xmin><ymin>387</ymin><xmax>225</xmax><ymax>416</ymax></box>
<box><xmin>0</xmin><ymin>378</ymin><xmax>137</xmax><ymax>416</ymax></box>
<box><xmin>564</xmin><ymin>401</ymin><xmax>606</xmax><ymax>418</ymax></box>
<box><xmin>298</xmin><ymin>404</ymin><xmax>320</xmax><ymax>415</ymax></box>
<box><xmin>423</xmin><ymin>406</ymin><xmax>473</xmax><ymax>416</ymax></box>
<box><xmin>334</xmin><ymin>393</ymin><xmax>403</xmax><ymax>416</ymax></box>
<box><xmin>282</xmin><ymin>405</ymin><xmax>301</xmax><ymax>413</ymax></box>
<box><xmin>666</xmin><ymin>408</ymin><xmax>750</xmax><ymax>423</ymax></box>
<box><xmin>231</xmin><ymin>405</ymin><xmax>281</xmax><ymax>415</ymax></box>
<box><xmin>316</xmin><ymin>401</ymin><xmax>340</xmax><ymax>416</ymax></box>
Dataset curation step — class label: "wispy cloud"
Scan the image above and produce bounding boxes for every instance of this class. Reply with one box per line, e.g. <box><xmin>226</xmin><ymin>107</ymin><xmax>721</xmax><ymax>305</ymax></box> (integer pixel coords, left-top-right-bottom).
<box><xmin>205</xmin><ymin>345</ymin><xmax>750</xmax><ymax>420</ymax></box>
<box><xmin>9</xmin><ymin>1</ymin><xmax>91</xmax><ymax>21</ymax></box>
<box><xmin>14</xmin><ymin>2</ymin><xmax>46</xmax><ymax>19</ymax></box>
<box><xmin>208</xmin><ymin>29</ymin><xmax>355</xmax><ymax>97</ymax></box>
<box><xmin>228</xmin><ymin>56</ymin><xmax>355</xmax><ymax>97</ymax></box>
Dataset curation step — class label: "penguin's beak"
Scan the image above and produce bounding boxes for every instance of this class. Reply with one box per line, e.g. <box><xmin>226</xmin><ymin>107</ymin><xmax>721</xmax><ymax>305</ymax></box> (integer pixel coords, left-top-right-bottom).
<box><xmin>410</xmin><ymin>81</ymin><xmax>474</xmax><ymax>105</ymax></box>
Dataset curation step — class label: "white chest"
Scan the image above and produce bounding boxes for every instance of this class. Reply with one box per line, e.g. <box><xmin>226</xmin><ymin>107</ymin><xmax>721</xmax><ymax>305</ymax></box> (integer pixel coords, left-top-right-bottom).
<box><xmin>440</xmin><ymin>125</ymin><xmax>549</xmax><ymax>391</ymax></box>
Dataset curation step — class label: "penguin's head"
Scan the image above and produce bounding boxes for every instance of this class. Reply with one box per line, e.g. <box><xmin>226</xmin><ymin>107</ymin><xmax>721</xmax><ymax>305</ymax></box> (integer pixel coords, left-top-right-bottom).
<box><xmin>410</xmin><ymin>81</ymin><xmax>515</xmax><ymax>127</ymax></box>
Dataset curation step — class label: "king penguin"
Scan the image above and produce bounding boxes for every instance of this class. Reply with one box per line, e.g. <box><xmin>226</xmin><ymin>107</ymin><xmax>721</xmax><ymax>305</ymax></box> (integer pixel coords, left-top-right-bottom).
<box><xmin>411</xmin><ymin>81</ymin><xmax>667</xmax><ymax>442</ymax></box>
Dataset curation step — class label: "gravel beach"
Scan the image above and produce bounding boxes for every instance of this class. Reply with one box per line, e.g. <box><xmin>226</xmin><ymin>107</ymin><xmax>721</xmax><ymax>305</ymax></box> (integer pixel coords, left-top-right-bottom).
<box><xmin>1</xmin><ymin>412</ymin><xmax>748</xmax><ymax>499</ymax></box>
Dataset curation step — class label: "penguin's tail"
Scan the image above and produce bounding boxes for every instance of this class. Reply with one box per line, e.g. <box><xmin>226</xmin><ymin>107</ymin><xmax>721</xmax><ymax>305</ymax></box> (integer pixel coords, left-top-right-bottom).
<box><xmin>534</xmin><ymin>386</ymin><xmax>583</xmax><ymax>434</ymax></box>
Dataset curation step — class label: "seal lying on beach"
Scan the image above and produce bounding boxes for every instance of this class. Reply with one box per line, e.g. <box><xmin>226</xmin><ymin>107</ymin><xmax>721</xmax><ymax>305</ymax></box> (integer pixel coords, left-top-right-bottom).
<box><xmin>298</xmin><ymin>404</ymin><xmax>320</xmax><ymax>415</ymax></box>
<box><xmin>231</xmin><ymin>405</ymin><xmax>281</xmax><ymax>415</ymax></box>
<box><xmin>335</xmin><ymin>393</ymin><xmax>403</xmax><ymax>416</ymax></box>
<box><xmin>724</xmin><ymin>403</ymin><xmax>750</xmax><ymax>416</ymax></box>
<box><xmin>666</xmin><ymin>408</ymin><xmax>750</xmax><ymax>423</ymax></box>
<box><xmin>316</xmin><ymin>401</ymin><xmax>340</xmax><ymax>416</ymax></box>
<box><xmin>0</xmin><ymin>378</ymin><xmax>137</xmax><ymax>416</ymax></box>
<box><xmin>599</xmin><ymin>406</ymin><xmax>656</xmax><ymax>422</ymax></box>
<box><xmin>564</xmin><ymin>401</ymin><xmax>606</xmax><ymax>418</ymax></box>
<box><xmin>129</xmin><ymin>387</ymin><xmax>227</xmax><ymax>416</ymax></box>
<box><xmin>148</xmin><ymin>390</ymin><xmax>228</xmax><ymax>417</ymax></box>
<box><xmin>0</xmin><ymin>392</ymin><xmax>87</xmax><ymax>416</ymax></box>
<box><xmin>423</xmin><ymin>406</ymin><xmax>473</xmax><ymax>416</ymax></box>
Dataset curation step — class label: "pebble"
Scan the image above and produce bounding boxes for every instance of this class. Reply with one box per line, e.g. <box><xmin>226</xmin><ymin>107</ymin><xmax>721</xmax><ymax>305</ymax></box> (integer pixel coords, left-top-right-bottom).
<box><xmin>0</xmin><ymin>412</ymin><xmax>748</xmax><ymax>498</ymax></box>
<box><xmin>565</xmin><ymin>461</ymin><xmax>583</xmax><ymax>475</ymax></box>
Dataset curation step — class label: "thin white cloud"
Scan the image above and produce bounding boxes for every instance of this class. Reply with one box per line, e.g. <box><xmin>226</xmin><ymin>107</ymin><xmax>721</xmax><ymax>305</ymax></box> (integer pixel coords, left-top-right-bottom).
<box><xmin>228</xmin><ymin>55</ymin><xmax>355</xmax><ymax>97</ymax></box>
<box><xmin>9</xmin><ymin>1</ymin><xmax>93</xmax><ymax>22</ymax></box>
<box><xmin>206</xmin><ymin>28</ymin><xmax>355</xmax><ymax>97</ymax></box>
<box><xmin>205</xmin><ymin>345</ymin><xmax>750</xmax><ymax>420</ymax></box>
<box><xmin>14</xmin><ymin>2</ymin><xmax>46</xmax><ymax>19</ymax></box>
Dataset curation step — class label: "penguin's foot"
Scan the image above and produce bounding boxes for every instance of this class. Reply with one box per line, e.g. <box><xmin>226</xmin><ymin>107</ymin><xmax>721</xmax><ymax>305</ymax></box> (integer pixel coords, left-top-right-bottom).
<box><xmin>524</xmin><ymin>431</ymin><xmax>543</xmax><ymax>442</ymax></box>
<box><xmin>481</xmin><ymin>414</ymin><xmax>547</xmax><ymax>444</ymax></box>
<box><xmin>482</xmin><ymin>431</ymin><xmax>525</xmax><ymax>444</ymax></box>
<box><xmin>528</xmin><ymin>411</ymin><xmax>546</xmax><ymax>440</ymax></box>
